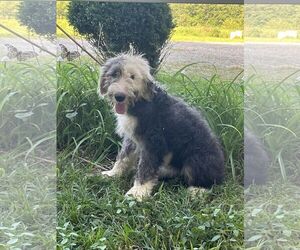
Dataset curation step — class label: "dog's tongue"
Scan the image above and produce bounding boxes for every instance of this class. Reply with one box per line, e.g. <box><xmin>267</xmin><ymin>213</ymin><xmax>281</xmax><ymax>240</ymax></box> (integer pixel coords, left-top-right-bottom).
<box><xmin>115</xmin><ymin>102</ymin><xmax>126</xmax><ymax>114</ymax></box>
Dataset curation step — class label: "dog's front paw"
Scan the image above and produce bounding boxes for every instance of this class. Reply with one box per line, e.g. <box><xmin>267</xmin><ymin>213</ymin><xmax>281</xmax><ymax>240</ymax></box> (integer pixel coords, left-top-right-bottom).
<box><xmin>125</xmin><ymin>187</ymin><xmax>145</xmax><ymax>201</ymax></box>
<box><xmin>101</xmin><ymin>169</ymin><xmax>118</xmax><ymax>177</ymax></box>
<box><xmin>125</xmin><ymin>185</ymin><xmax>150</xmax><ymax>201</ymax></box>
<box><xmin>187</xmin><ymin>186</ymin><xmax>208</xmax><ymax>198</ymax></box>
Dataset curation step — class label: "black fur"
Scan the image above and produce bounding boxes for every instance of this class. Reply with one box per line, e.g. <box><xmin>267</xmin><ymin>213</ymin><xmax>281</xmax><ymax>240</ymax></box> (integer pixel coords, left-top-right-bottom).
<box><xmin>100</xmin><ymin>58</ymin><xmax>124</xmax><ymax>95</ymax></box>
<box><xmin>128</xmin><ymin>85</ymin><xmax>225</xmax><ymax>188</ymax></box>
<box><xmin>117</xmin><ymin>137</ymin><xmax>136</xmax><ymax>161</ymax></box>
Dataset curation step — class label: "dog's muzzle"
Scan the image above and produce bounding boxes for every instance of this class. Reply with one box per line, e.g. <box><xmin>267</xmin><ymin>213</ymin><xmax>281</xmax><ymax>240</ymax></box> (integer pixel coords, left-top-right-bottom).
<box><xmin>114</xmin><ymin>93</ymin><xmax>126</xmax><ymax>103</ymax></box>
<box><xmin>114</xmin><ymin>92</ymin><xmax>127</xmax><ymax>114</ymax></box>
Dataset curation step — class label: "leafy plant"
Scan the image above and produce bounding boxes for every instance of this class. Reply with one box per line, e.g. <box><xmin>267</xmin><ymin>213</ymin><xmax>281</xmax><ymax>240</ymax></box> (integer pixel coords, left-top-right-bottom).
<box><xmin>67</xmin><ymin>2</ymin><xmax>174</xmax><ymax>69</ymax></box>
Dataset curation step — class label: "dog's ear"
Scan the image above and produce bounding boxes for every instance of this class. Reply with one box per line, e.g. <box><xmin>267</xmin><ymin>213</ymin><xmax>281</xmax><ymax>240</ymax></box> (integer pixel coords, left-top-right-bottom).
<box><xmin>144</xmin><ymin>79</ymin><xmax>157</xmax><ymax>100</ymax></box>
<box><xmin>98</xmin><ymin>67</ymin><xmax>108</xmax><ymax>96</ymax></box>
<box><xmin>146</xmin><ymin>79</ymin><xmax>154</xmax><ymax>90</ymax></box>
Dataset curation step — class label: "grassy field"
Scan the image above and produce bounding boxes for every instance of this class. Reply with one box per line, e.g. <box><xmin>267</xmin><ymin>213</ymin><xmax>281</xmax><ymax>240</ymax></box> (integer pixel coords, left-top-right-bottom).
<box><xmin>245</xmin><ymin>183</ymin><xmax>300</xmax><ymax>249</ymax></box>
<box><xmin>171</xmin><ymin>26</ymin><xmax>243</xmax><ymax>43</ymax></box>
<box><xmin>56</xmin><ymin>18</ymin><xmax>300</xmax><ymax>43</ymax></box>
<box><xmin>57</xmin><ymin>160</ymin><xmax>243</xmax><ymax>249</ymax></box>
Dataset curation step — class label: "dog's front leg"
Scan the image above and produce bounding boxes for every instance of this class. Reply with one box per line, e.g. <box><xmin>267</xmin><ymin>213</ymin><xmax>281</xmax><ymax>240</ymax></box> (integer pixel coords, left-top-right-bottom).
<box><xmin>102</xmin><ymin>137</ymin><xmax>137</xmax><ymax>177</ymax></box>
<box><xmin>126</xmin><ymin>148</ymin><xmax>161</xmax><ymax>201</ymax></box>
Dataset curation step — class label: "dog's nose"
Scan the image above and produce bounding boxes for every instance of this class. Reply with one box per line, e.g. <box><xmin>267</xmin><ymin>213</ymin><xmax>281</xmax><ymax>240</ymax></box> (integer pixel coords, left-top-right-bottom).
<box><xmin>114</xmin><ymin>93</ymin><xmax>126</xmax><ymax>102</ymax></box>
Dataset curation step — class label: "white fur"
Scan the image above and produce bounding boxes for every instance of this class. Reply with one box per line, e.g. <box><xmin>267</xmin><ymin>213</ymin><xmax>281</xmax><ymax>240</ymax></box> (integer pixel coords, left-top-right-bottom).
<box><xmin>116</xmin><ymin>114</ymin><xmax>137</xmax><ymax>140</ymax></box>
<box><xmin>102</xmin><ymin>158</ymin><xmax>129</xmax><ymax>177</ymax></box>
<box><xmin>102</xmin><ymin>151</ymin><xmax>138</xmax><ymax>177</ymax></box>
<box><xmin>126</xmin><ymin>179</ymin><xmax>157</xmax><ymax>201</ymax></box>
<box><xmin>187</xmin><ymin>186</ymin><xmax>207</xmax><ymax>197</ymax></box>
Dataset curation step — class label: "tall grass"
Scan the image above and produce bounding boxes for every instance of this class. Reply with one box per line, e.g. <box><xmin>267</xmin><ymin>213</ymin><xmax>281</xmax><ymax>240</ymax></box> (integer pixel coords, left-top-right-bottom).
<box><xmin>245</xmin><ymin>71</ymin><xmax>300</xmax><ymax>182</ymax></box>
<box><xmin>244</xmin><ymin>71</ymin><xmax>300</xmax><ymax>249</ymax></box>
<box><xmin>0</xmin><ymin>62</ymin><xmax>56</xmax><ymax>154</ymax></box>
<box><xmin>57</xmin><ymin>61</ymin><xmax>119</xmax><ymax>164</ymax></box>
<box><xmin>0</xmin><ymin>61</ymin><xmax>56</xmax><ymax>249</ymax></box>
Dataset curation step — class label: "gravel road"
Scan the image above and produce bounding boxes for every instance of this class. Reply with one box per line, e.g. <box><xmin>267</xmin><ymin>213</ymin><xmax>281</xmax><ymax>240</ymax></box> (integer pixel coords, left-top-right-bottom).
<box><xmin>1</xmin><ymin>37</ymin><xmax>299</xmax><ymax>79</ymax></box>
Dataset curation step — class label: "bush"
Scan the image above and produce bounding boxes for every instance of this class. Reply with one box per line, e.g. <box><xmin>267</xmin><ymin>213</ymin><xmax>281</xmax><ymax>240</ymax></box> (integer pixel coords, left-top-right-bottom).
<box><xmin>67</xmin><ymin>2</ymin><xmax>174</xmax><ymax>69</ymax></box>
<box><xmin>17</xmin><ymin>1</ymin><xmax>55</xmax><ymax>36</ymax></box>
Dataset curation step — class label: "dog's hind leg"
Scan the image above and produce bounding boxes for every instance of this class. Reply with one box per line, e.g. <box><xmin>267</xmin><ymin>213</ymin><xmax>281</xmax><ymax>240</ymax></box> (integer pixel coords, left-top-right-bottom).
<box><xmin>182</xmin><ymin>153</ymin><xmax>224</xmax><ymax>189</ymax></box>
<box><xmin>102</xmin><ymin>137</ymin><xmax>138</xmax><ymax>177</ymax></box>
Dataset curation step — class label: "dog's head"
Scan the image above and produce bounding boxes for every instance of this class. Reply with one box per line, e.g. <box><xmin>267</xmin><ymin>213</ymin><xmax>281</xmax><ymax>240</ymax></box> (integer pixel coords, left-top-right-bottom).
<box><xmin>98</xmin><ymin>53</ymin><xmax>154</xmax><ymax>114</ymax></box>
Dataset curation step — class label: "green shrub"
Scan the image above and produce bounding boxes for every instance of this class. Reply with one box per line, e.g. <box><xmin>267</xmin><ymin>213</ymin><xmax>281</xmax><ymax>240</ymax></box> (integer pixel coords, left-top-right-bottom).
<box><xmin>17</xmin><ymin>1</ymin><xmax>55</xmax><ymax>36</ymax></box>
<box><xmin>67</xmin><ymin>2</ymin><xmax>174</xmax><ymax>69</ymax></box>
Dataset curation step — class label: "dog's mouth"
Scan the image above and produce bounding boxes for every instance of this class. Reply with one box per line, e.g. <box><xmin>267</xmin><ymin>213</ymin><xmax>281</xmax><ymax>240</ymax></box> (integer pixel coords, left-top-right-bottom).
<box><xmin>115</xmin><ymin>101</ymin><xmax>127</xmax><ymax>114</ymax></box>
<box><xmin>108</xmin><ymin>91</ymin><xmax>135</xmax><ymax>115</ymax></box>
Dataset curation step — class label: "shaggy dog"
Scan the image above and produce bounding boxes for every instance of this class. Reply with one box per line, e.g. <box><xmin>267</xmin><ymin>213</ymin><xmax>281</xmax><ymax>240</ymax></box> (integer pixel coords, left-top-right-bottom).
<box><xmin>99</xmin><ymin>53</ymin><xmax>224</xmax><ymax>200</ymax></box>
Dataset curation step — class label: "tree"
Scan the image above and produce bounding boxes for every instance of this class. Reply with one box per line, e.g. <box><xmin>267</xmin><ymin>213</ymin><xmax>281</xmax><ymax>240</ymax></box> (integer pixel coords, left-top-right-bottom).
<box><xmin>68</xmin><ymin>2</ymin><xmax>174</xmax><ymax>69</ymax></box>
<box><xmin>17</xmin><ymin>1</ymin><xmax>55</xmax><ymax>36</ymax></box>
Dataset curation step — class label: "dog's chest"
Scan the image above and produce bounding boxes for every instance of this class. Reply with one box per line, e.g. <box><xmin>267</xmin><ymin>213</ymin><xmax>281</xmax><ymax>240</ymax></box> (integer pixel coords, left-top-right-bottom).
<box><xmin>116</xmin><ymin>114</ymin><xmax>137</xmax><ymax>140</ymax></box>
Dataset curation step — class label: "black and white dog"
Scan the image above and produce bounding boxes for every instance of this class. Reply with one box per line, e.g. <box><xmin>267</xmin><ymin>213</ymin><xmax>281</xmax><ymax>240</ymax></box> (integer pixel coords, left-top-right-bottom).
<box><xmin>99</xmin><ymin>53</ymin><xmax>224</xmax><ymax>200</ymax></box>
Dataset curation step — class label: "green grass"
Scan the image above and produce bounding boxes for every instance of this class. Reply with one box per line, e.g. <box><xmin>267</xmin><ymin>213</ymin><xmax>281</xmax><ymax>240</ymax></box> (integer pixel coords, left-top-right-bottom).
<box><xmin>57</xmin><ymin>158</ymin><xmax>243</xmax><ymax>249</ymax></box>
<box><xmin>57</xmin><ymin>61</ymin><xmax>244</xmax><ymax>249</ymax></box>
<box><xmin>244</xmin><ymin>70</ymin><xmax>300</xmax><ymax>248</ymax></box>
<box><xmin>56</xmin><ymin>18</ymin><xmax>300</xmax><ymax>43</ymax></box>
<box><xmin>0</xmin><ymin>61</ymin><xmax>56</xmax><ymax>248</ymax></box>
<box><xmin>171</xmin><ymin>26</ymin><xmax>243</xmax><ymax>43</ymax></box>
<box><xmin>2</xmin><ymin>17</ymin><xmax>299</xmax><ymax>44</ymax></box>
<box><xmin>57</xmin><ymin>60</ymin><xmax>119</xmax><ymax>162</ymax></box>
<box><xmin>245</xmin><ymin>182</ymin><xmax>300</xmax><ymax>249</ymax></box>
<box><xmin>245</xmin><ymin>72</ymin><xmax>300</xmax><ymax>183</ymax></box>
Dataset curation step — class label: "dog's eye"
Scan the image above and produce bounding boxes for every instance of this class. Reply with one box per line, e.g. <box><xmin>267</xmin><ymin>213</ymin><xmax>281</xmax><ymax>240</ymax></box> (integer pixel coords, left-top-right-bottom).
<box><xmin>130</xmin><ymin>74</ymin><xmax>135</xmax><ymax>80</ymax></box>
<box><xmin>111</xmin><ymin>72</ymin><xmax>118</xmax><ymax>78</ymax></box>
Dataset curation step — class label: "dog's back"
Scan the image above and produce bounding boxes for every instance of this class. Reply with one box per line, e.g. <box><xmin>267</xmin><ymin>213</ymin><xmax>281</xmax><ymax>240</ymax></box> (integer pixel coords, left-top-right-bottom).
<box><xmin>129</xmin><ymin>86</ymin><xmax>225</xmax><ymax>188</ymax></box>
